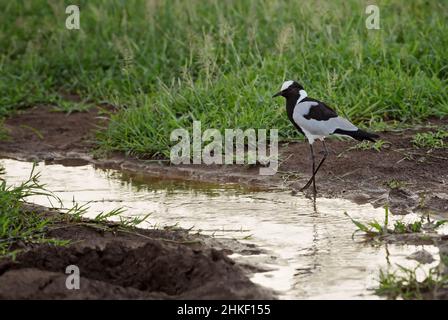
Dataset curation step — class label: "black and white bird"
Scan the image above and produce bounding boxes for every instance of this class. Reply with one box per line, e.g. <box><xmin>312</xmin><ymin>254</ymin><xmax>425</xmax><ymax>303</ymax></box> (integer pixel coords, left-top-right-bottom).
<box><xmin>273</xmin><ymin>80</ymin><xmax>379</xmax><ymax>193</ymax></box>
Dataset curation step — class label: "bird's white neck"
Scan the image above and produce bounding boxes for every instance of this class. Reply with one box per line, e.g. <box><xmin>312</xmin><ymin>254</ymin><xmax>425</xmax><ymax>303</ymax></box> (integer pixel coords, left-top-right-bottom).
<box><xmin>297</xmin><ymin>90</ymin><xmax>307</xmax><ymax>103</ymax></box>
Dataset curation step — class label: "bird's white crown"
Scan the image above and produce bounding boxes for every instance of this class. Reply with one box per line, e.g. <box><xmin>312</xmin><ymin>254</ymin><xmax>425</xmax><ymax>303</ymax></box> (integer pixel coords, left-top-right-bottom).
<box><xmin>280</xmin><ymin>80</ymin><xmax>294</xmax><ymax>91</ymax></box>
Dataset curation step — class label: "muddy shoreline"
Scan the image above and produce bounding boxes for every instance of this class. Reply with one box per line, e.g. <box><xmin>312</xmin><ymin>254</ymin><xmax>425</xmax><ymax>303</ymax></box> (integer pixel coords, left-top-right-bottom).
<box><xmin>1</xmin><ymin>105</ymin><xmax>448</xmax><ymax>299</ymax></box>
<box><xmin>0</xmin><ymin>203</ymin><xmax>273</xmax><ymax>300</ymax></box>
<box><xmin>1</xmin><ymin>105</ymin><xmax>447</xmax><ymax>217</ymax></box>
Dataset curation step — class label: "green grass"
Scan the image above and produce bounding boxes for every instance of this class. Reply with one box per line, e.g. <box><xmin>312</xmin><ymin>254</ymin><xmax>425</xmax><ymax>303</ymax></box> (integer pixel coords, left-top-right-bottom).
<box><xmin>412</xmin><ymin>128</ymin><xmax>448</xmax><ymax>149</ymax></box>
<box><xmin>0</xmin><ymin>163</ymin><xmax>152</xmax><ymax>257</ymax></box>
<box><xmin>62</xmin><ymin>202</ymin><xmax>152</xmax><ymax>233</ymax></box>
<box><xmin>377</xmin><ymin>264</ymin><xmax>448</xmax><ymax>299</ymax></box>
<box><xmin>345</xmin><ymin>207</ymin><xmax>447</xmax><ymax>238</ymax></box>
<box><xmin>354</xmin><ymin>139</ymin><xmax>389</xmax><ymax>152</ymax></box>
<box><xmin>1</xmin><ymin>1</ymin><xmax>447</xmax><ymax>157</ymax></box>
<box><xmin>0</xmin><ymin>164</ymin><xmax>67</xmax><ymax>257</ymax></box>
<box><xmin>51</xmin><ymin>100</ymin><xmax>93</xmax><ymax>114</ymax></box>
<box><xmin>339</xmin><ymin>139</ymin><xmax>389</xmax><ymax>157</ymax></box>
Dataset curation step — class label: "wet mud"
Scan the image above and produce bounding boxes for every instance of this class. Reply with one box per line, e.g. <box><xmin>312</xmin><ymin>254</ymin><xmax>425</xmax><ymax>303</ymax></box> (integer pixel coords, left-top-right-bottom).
<box><xmin>1</xmin><ymin>105</ymin><xmax>447</xmax><ymax>299</ymax></box>
<box><xmin>1</xmin><ymin>105</ymin><xmax>447</xmax><ymax>217</ymax></box>
<box><xmin>2</xmin><ymin>159</ymin><xmax>447</xmax><ymax>299</ymax></box>
<box><xmin>0</xmin><ymin>204</ymin><xmax>273</xmax><ymax>300</ymax></box>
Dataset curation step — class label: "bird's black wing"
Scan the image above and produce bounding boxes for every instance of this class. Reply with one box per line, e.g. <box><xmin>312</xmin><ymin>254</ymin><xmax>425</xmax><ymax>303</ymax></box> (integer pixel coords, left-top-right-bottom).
<box><xmin>302</xmin><ymin>98</ymin><xmax>338</xmax><ymax>121</ymax></box>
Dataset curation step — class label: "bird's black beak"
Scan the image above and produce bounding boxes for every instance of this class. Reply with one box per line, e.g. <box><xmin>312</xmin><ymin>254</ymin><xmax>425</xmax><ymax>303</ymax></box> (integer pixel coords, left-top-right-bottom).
<box><xmin>272</xmin><ymin>91</ymin><xmax>282</xmax><ymax>98</ymax></box>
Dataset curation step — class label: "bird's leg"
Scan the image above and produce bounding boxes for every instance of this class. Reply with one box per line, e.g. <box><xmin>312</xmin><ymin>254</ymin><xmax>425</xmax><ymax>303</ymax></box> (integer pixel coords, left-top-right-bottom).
<box><xmin>311</xmin><ymin>144</ymin><xmax>317</xmax><ymax>193</ymax></box>
<box><xmin>300</xmin><ymin>144</ymin><xmax>316</xmax><ymax>192</ymax></box>
<box><xmin>300</xmin><ymin>140</ymin><xmax>329</xmax><ymax>193</ymax></box>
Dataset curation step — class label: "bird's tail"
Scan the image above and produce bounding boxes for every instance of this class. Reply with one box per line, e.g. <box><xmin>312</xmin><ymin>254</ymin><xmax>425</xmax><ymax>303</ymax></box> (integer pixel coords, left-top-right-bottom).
<box><xmin>333</xmin><ymin>128</ymin><xmax>379</xmax><ymax>142</ymax></box>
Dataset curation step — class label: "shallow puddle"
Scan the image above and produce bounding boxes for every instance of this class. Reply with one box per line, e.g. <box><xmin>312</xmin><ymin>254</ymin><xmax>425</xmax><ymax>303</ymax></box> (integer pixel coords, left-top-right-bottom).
<box><xmin>1</xmin><ymin>159</ymin><xmax>444</xmax><ymax>299</ymax></box>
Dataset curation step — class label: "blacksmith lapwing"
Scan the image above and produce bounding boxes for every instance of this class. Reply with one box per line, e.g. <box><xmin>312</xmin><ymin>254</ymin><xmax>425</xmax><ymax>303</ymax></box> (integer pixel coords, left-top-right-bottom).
<box><xmin>273</xmin><ymin>80</ymin><xmax>379</xmax><ymax>193</ymax></box>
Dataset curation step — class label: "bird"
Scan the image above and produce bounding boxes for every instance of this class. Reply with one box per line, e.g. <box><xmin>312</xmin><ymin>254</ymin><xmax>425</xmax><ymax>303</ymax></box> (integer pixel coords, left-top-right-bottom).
<box><xmin>273</xmin><ymin>80</ymin><xmax>379</xmax><ymax>194</ymax></box>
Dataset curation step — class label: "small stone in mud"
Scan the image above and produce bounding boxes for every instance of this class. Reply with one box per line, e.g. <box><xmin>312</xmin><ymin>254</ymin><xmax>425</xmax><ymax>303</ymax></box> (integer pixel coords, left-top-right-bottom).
<box><xmin>406</xmin><ymin>249</ymin><xmax>435</xmax><ymax>264</ymax></box>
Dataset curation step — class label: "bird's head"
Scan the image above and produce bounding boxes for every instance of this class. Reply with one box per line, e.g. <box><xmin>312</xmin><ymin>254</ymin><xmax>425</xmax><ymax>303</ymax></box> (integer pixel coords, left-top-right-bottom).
<box><xmin>272</xmin><ymin>80</ymin><xmax>304</xmax><ymax>99</ymax></box>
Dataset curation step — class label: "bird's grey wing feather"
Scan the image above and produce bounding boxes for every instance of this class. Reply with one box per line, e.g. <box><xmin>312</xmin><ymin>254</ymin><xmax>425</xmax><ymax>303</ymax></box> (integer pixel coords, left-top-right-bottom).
<box><xmin>327</xmin><ymin>116</ymin><xmax>358</xmax><ymax>132</ymax></box>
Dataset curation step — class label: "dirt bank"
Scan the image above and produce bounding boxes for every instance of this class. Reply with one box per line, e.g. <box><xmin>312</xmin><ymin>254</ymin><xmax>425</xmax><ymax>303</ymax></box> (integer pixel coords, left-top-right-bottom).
<box><xmin>0</xmin><ymin>203</ymin><xmax>273</xmax><ymax>300</ymax></box>
<box><xmin>1</xmin><ymin>105</ymin><xmax>447</xmax><ymax>217</ymax></box>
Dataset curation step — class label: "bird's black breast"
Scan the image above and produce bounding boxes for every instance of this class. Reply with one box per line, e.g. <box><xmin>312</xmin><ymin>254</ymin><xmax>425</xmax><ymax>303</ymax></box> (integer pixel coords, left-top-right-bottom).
<box><xmin>285</xmin><ymin>96</ymin><xmax>304</xmax><ymax>135</ymax></box>
<box><xmin>302</xmin><ymin>98</ymin><xmax>338</xmax><ymax>121</ymax></box>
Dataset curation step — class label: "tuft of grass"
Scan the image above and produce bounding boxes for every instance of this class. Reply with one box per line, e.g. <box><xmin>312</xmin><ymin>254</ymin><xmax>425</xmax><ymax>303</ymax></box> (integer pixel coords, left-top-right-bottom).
<box><xmin>52</xmin><ymin>100</ymin><xmax>93</xmax><ymax>114</ymax></box>
<box><xmin>376</xmin><ymin>264</ymin><xmax>448</xmax><ymax>300</ymax></box>
<box><xmin>0</xmin><ymin>164</ymin><xmax>152</xmax><ymax>257</ymax></box>
<box><xmin>61</xmin><ymin>201</ymin><xmax>89</xmax><ymax>223</ymax></box>
<box><xmin>0</xmin><ymin>1</ymin><xmax>447</xmax><ymax>157</ymax></box>
<box><xmin>93</xmin><ymin>207</ymin><xmax>127</xmax><ymax>223</ymax></box>
<box><xmin>412</xmin><ymin>129</ymin><xmax>448</xmax><ymax>149</ymax></box>
<box><xmin>347</xmin><ymin>139</ymin><xmax>389</xmax><ymax>153</ymax></box>
<box><xmin>62</xmin><ymin>200</ymin><xmax>152</xmax><ymax>229</ymax></box>
<box><xmin>0</xmin><ymin>164</ymin><xmax>64</xmax><ymax>256</ymax></box>
<box><xmin>345</xmin><ymin>207</ymin><xmax>446</xmax><ymax>238</ymax></box>
<box><xmin>393</xmin><ymin>220</ymin><xmax>422</xmax><ymax>234</ymax></box>
<box><xmin>118</xmin><ymin>213</ymin><xmax>152</xmax><ymax>229</ymax></box>
<box><xmin>385</xmin><ymin>179</ymin><xmax>408</xmax><ymax>189</ymax></box>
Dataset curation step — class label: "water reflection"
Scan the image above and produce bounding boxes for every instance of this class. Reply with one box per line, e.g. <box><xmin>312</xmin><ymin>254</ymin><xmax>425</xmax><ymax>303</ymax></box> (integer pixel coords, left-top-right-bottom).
<box><xmin>0</xmin><ymin>158</ymin><xmax>444</xmax><ymax>299</ymax></box>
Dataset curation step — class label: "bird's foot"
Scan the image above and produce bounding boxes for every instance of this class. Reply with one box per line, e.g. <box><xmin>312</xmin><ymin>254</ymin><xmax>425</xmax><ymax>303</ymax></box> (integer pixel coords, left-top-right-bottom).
<box><xmin>300</xmin><ymin>182</ymin><xmax>318</xmax><ymax>195</ymax></box>
<box><xmin>299</xmin><ymin>181</ymin><xmax>312</xmax><ymax>192</ymax></box>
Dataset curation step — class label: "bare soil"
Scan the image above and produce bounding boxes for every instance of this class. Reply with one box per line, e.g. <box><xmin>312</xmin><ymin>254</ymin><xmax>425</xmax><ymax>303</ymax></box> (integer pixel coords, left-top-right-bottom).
<box><xmin>1</xmin><ymin>105</ymin><xmax>447</xmax><ymax>216</ymax></box>
<box><xmin>0</xmin><ymin>203</ymin><xmax>272</xmax><ymax>300</ymax></box>
<box><xmin>0</xmin><ymin>105</ymin><xmax>101</xmax><ymax>160</ymax></box>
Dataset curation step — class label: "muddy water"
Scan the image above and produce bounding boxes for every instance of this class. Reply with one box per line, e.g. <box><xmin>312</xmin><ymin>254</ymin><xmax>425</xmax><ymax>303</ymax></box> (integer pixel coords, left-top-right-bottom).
<box><xmin>1</xmin><ymin>159</ymin><xmax>444</xmax><ymax>299</ymax></box>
